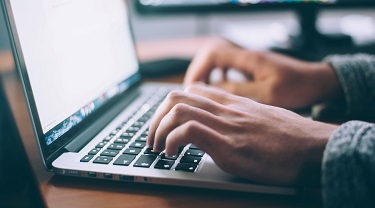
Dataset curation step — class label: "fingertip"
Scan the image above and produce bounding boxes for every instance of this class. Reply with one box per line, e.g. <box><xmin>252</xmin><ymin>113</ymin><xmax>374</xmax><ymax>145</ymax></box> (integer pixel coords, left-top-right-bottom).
<box><xmin>153</xmin><ymin>144</ymin><xmax>161</xmax><ymax>153</ymax></box>
<box><xmin>165</xmin><ymin>148</ymin><xmax>177</xmax><ymax>157</ymax></box>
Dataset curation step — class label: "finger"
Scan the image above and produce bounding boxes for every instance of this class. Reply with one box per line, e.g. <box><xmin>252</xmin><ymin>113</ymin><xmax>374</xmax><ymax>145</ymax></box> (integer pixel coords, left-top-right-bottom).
<box><xmin>164</xmin><ymin>120</ymin><xmax>229</xmax><ymax>158</ymax></box>
<box><xmin>152</xmin><ymin>103</ymin><xmax>227</xmax><ymax>152</ymax></box>
<box><xmin>184</xmin><ymin>48</ymin><xmax>261</xmax><ymax>85</ymax></box>
<box><xmin>185</xmin><ymin>83</ymin><xmax>244</xmax><ymax>105</ymax></box>
<box><xmin>147</xmin><ymin>90</ymin><xmax>225</xmax><ymax>147</ymax></box>
<box><xmin>213</xmin><ymin>81</ymin><xmax>263</xmax><ymax>102</ymax></box>
<box><xmin>183</xmin><ymin>49</ymin><xmax>215</xmax><ymax>85</ymax></box>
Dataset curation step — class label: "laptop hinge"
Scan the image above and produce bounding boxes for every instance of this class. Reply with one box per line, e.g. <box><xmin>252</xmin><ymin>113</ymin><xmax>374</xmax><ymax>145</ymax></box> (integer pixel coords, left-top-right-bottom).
<box><xmin>64</xmin><ymin>85</ymin><xmax>141</xmax><ymax>153</ymax></box>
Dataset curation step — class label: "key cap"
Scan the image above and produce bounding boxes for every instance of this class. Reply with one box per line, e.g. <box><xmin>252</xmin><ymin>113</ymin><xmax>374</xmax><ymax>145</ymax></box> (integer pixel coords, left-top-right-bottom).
<box><xmin>88</xmin><ymin>148</ymin><xmax>101</xmax><ymax>155</ymax></box>
<box><xmin>114</xmin><ymin>138</ymin><xmax>130</xmax><ymax>144</ymax></box>
<box><xmin>107</xmin><ymin>143</ymin><xmax>125</xmax><ymax>150</ymax></box>
<box><xmin>100</xmin><ymin>150</ymin><xmax>120</xmax><ymax>157</ymax></box>
<box><xmin>93</xmin><ymin>156</ymin><xmax>112</xmax><ymax>164</ymax></box>
<box><xmin>154</xmin><ymin>160</ymin><xmax>175</xmax><ymax>170</ymax></box>
<box><xmin>132</xmin><ymin>121</ymin><xmax>145</xmax><ymax>128</ymax></box>
<box><xmin>126</xmin><ymin>126</ymin><xmax>140</xmax><ymax>133</ymax></box>
<box><xmin>133</xmin><ymin>155</ymin><xmax>157</xmax><ymax>168</ymax></box>
<box><xmin>189</xmin><ymin>144</ymin><xmax>200</xmax><ymax>150</ymax></box>
<box><xmin>130</xmin><ymin>141</ymin><xmax>146</xmax><ymax>149</ymax></box>
<box><xmin>184</xmin><ymin>149</ymin><xmax>205</xmax><ymax>157</ymax></box>
<box><xmin>143</xmin><ymin>148</ymin><xmax>160</xmax><ymax>155</ymax></box>
<box><xmin>135</xmin><ymin>136</ymin><xmax>147</xmax><ymax>142</ymax></box>
<box><xmin>175</xmin><ymin>163</ymin><xmax>197</xmax><ymax>172</ymax></box>
<box><xmin>110</xmin><ymin>129</ymin><xmax>119</xmax><ymax>136</ymax></box>
<box><xmin>95</xmin><ymin>141</ymin><xmax>108</xmax><ymax>148</ymax></box>
<box><xmin>121</xmin><ymin>132</ymin><xmax>135</xmax><ymax>138</ymax></box>
<box><xmin>178</xmin><ymin>146</ymin><xmax>185</xmax><ymax>153</ymax></box>
<box><xmin>80</xmin><ymin>155</ymin><xmax>94</xmax><ymax>162</ymax></box>
<box><xmin>161</xmin><ymin>153</ymin><xmax>179</xmax><ymax>160</ymax></box>
<box><xmin>180</xmin><ymin>156</ymin><xmax>201</xmax><ymax>164</ymax></box>
<box><xmin>123</xmin><ymin>148</ymin><xmax>141</xmax><ymax>155</ymax></box>
<box><xmin>103</xmin><ymin>135</ymin><xmax>113</xmax><ymax>142</ymax></box>
<box><xmin>113</xmin><ymin>154</ymin><xmax>136</xmax><ymax>166</ymax></box>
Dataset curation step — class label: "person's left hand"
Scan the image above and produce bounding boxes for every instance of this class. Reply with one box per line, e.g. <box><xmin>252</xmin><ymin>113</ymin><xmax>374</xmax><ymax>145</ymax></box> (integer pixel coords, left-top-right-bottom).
<box><xmin>147</xmin><ymin>84</ymin><xmax>338</xmax><ymax>185</ymax></box>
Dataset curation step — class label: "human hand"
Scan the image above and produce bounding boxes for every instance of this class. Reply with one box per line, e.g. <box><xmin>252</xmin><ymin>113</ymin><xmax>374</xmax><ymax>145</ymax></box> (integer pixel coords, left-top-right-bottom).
<box><xmin>184</xmin><ymin>38</ymin><xmax>342</xmax><ymax>109</ymax></box>
<box><xmin>147</xmin><ymin>84</ymin><xmax>338</xmax><ymax>185</ymax></box>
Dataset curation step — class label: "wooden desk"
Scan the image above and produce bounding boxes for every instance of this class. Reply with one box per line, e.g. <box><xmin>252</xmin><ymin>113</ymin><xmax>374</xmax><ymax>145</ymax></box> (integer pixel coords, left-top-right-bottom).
<box><xmin>0</xmin><ymin>39</ymin><xmax>320</xmax><ymax>208</ymax></box>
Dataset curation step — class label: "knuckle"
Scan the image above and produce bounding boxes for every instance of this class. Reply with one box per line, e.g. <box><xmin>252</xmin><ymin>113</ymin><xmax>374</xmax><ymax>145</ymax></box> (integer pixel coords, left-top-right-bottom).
<box><xmin>249</xmin><ymin>51</ymin><xmax>265</xmax><ymax>63</ymax></box>
<box><xmin>182</xmin><ymin>120</ymin><xmax>200</xmax><ymax>137</ymax></box>
<box><xmin>166</xmin><ymin>90</ymin><xmax>184</xmax><ymax>103</ymax></box>
<box><xmin>184</xmin><ymin>84</ymin><xmax>203</xmax><ymax>94</ymax></box>
<box><xmin>171</xmin><ymin>103</ymin><xmax>189</xmax><ymax>117</ymax></box>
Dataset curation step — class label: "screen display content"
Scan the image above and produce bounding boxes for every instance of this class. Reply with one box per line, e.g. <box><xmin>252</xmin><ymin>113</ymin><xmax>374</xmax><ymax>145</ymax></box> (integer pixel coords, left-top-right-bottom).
<box><xmin>9</xmin><ymin>0</ymin><xmax>139</xmax><ymax>146</ymax></box>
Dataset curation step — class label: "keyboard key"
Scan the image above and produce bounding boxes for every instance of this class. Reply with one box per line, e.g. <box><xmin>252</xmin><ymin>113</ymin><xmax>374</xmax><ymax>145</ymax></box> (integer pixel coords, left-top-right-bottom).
<box><xmin>103</xmin><ymin>135</ymin><xmax>113</xmax><ymax>142</ymax></box>
<box><xmin>93</xmin><ymin>156</ymin><xmax>113</xmax><ymax>164</ymax></box>
<box><xmin>133</xmin><ymin>155</ymin><xmax>157</xmax><ymax>168</ymax></box>
<box><xmin>95</xmin><ymin>141</ymin><xmax>108</xmax><ymax>148</ymax></box>
<box><xmin>110</xmin><ymin>129</ymin><xmax>119</xmax><ymax>136</ymax></box>
<box><xmin>178</xmin><ymin>146</ymin><xmax>185</xmax><ymax>153</ymax></box>
<box><xmin>114</xmin><ymin>138</ymin><xmax>130</xmax><ymax>144</ymax></box>
<box><xmin>144</xmin><ymin>148</ymin><xmax>160</xmax><ymax>155</ymax></box>
<box><xmin>107</xmin><ymin>143</ymin><xmax>125</xmax><ymax>150</ymax></box>
<box><xmin>120</xmin><ymin>132</ymin><xmax>135</xmax><ymax>139</ymax></box>
<box><xmin>88</xmin><ymin>148</ymin><xmax>101</xmax><ymax>155</ymax></box>
<box><xmin>180</xmin><ymin>156</ymin><xmax>201</xmax><ymax>164</ymax></box>
<box><xmin>80</xmin><ymin>155</ymin><xmax>94</xmax><ymax>162</ymax></box>
<box><xmin>154</xmin><ymin>160</ymin><xmax>175</xmax><ymax>170</ymax></box>
<box><xmin>175</xmin><ymin>163</ymin><xmax>197</xmax><ymax>172</ymax></box>
<box><xmin>161</xmin><ymin>153</ymin><xmax>179</xmax><ymax>160</ymax></box>
<box><xmin>189</xmin><ymin>144</ymin><xmax>200</xmax><ymax>150</ymax></box>
<box><xmin>184</xmin><ymin>149</ymin><xmax>205</xmax><ymax>157</ymax></box>
<box><xmin>132</xmin><ymin>121</ymin><xmax>145</xmax><ymax>128</ymax></box>
<box><xmin>126</xmin><ymin>126</ymin><xmax>140</xmax><ymax>133</ymax></box>
<box><xmin>113</xmin><ymin>154</ymin><xmax>136</xmax><ymax>166</ymax></box>
<box><xmin>123</xmin><ymin>148</ymin><xmax>142</xmax><ymax>155</ymax></box>
<box><xmin>130</xmin><ymin>141</ymin><xmax>146</xmax><ymax>149</ymax></box>
<box><xmin>140</xmin><ymin>130</ymin><xmax>148</xmax><ymax>137</ymax></box>
<box><xmin>135</xmin><ymin>136</ymin><xmax>147</xmax><ymax>142</ymax></box>
<box><xmin>100</xmin><ymin>150</ymin><xmax>120</xmax><ymax>157</ymax></box>
<box><xmin>137</xmin><ymin>117</ymin><xmax>149</xmax><ymax>123</ymax></box>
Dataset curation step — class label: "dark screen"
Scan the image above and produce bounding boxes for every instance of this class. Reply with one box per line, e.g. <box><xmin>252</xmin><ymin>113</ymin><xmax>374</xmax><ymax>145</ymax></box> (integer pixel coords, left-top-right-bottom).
<box><xmin>136</xmin><ymin>0</ymin><xmax>375</xmax><ymax>14</ymax></box>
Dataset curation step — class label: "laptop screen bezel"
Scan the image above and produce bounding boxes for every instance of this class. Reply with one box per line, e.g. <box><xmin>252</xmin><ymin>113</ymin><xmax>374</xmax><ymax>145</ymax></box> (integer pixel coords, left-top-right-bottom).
<box><xmin>2</xmin><ymin>0</ymin><xmax>143</xmax><ymax>169</ymax></box>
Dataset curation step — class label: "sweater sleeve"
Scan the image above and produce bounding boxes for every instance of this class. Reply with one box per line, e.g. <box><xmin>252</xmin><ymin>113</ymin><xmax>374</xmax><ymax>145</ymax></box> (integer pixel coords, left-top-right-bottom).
<box><xmin>323</xmin><ymin>54</ymin><xmax>375</xmax><ymax>120</ymax></box>
<box><xmin>322</xmin><ymin>121</ymin><xmax>375</xmax><ymax>208</ymax></box>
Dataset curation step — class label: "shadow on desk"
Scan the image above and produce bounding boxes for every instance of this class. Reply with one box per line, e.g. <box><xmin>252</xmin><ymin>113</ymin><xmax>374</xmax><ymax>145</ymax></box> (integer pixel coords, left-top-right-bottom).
<box><xmin>47</xmin><ymin>174</ymin><xmax>321</xmax><ymax>208</ymax></box>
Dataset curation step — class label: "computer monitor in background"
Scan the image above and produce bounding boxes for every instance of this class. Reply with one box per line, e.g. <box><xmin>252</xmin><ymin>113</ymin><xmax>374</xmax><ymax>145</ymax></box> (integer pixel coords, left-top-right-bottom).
<box><xmin>135</xmin><ymin>0</ymin><xmax>375</xmax><ymax>60</ymax></box>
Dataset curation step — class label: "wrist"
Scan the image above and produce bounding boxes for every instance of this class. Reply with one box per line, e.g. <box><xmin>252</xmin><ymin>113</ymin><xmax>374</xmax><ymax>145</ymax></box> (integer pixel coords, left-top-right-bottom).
<box><xmin>310</xmin><ymin>62</ymin><xmax>344</xmax><ymax>103</ymax></box>
<box><xmin>300</xmin><ymin>121</ymin><xmax>338</xmax><ymax>186</ymax></box>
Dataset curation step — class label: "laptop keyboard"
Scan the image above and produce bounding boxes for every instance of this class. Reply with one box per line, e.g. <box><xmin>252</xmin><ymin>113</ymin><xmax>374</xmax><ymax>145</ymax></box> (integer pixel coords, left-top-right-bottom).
<box><xmin>80</xmin><ymin>88</ymin><xmax>205</xmax><ymax>173</ymax></box>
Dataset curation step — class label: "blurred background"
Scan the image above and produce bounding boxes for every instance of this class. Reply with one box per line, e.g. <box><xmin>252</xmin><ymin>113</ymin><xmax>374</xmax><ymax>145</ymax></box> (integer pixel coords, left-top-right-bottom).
<box><xmin>1</xmin><ymin>0</ymin><xmax>375</xmax><ymax>74</ymax></box>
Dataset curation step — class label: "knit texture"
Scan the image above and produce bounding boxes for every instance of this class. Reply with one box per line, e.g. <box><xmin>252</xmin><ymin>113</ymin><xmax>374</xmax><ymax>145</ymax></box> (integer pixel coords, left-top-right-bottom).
<box><xmin>323</xmin><ymin>121</ymin><xmax>375</xmax><ymax>208</ymax></box>
<box><xmin>322</xmin><ymin>54</ymin><xmax>375</xmax><ymax>207</ymax></box>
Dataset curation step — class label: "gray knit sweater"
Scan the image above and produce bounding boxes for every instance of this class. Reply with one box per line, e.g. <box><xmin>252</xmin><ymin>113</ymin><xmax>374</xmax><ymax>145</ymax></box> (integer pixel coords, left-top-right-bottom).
<box><xmin>322</xmin><ymin>54</ymin><xmax>375</xmax><ymax>208</ymax></box>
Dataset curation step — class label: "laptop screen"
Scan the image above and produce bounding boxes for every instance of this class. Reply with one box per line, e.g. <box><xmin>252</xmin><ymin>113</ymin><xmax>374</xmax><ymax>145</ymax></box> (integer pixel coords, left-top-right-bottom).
<box><xmin>8</xmin><ymin>0</ymin><xmax>139</xmax><ymax>146</ymax></box>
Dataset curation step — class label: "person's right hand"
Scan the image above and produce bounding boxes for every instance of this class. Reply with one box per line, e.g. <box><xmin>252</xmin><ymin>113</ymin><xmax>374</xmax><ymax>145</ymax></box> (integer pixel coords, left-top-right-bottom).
<box><xmin>147</xmin><ymin>84</ymin><xmax>338</xmax><ymax>185</ymax></box>
<box><xmin>184</xmin><ymin>38</ymin><xmax>343</xmax><ymax>109</ymax></box>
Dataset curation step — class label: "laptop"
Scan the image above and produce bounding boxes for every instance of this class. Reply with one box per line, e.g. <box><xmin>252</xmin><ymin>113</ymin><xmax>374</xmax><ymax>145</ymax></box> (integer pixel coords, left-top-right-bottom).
<box><xmin>2</xmin><ymin>0</ymin><xmax>296</xmax><ymax>195</ymax></box>
<box><xmin>0</xmin><ymin>76</ymin><xmax>46</xmax><ymax>207</ymax></box>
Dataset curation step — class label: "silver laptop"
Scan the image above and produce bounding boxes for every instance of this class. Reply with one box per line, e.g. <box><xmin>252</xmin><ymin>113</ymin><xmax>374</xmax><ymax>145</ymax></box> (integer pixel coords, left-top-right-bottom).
<box><xmin>2</xmin><ymin>0</ymin><xmax>296</xmax><ymax>195</ymax></box>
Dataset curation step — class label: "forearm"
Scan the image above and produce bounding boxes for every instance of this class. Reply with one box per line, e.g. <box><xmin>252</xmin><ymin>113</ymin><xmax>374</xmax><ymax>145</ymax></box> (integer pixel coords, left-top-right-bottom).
<box><xmin>322</xmin><ymin>121</ymin><xmax>375</xmax><ymax>208</ymax></box>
